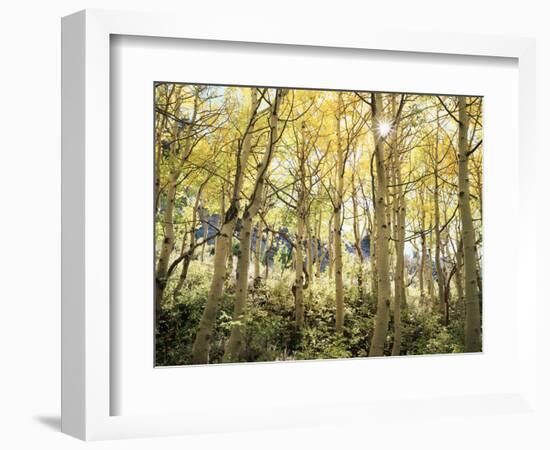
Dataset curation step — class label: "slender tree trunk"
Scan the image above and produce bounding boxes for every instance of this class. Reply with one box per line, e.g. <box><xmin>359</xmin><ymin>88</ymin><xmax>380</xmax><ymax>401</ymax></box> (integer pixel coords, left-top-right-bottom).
<box><xmin>224</xmin><ymin>89</ymin><xmax>284</xmax><ymax>362</ymax></box>
<box><xmin>458</xmin><ymin>96</ymin><xmax>482</xmax><ymax>352</ymax></box>
<box><xmin>254</xmin><ymin>222</ymin><xmax>262</xmax><ymax>284</ymax></box>
<box><xmin>225</xmin><ymin>238</ymin><xmax>234</xmax><ymax>282</ymax></box>
<box><xmin>155</xmin><ymin>173</ymin><xmax>178</xmax><ymax>319</ymax></box>
<box><xmin>264</xmin><ymin>232</ymin><xmax>272</xmax><ymax>280</ymax></box>
<box><xmin>306</xmin><ymin>217</ymin><xmax>314</xmax><ymax>288</ymax></box>
<box><xmin>172</xmin><ymin>182</ymin><xmax>205</xmax><ymax>299</ymax></box>
<box><xmin>419</xmin><ymin>233</ymin><xmax>426</xmax><ymax>302</ymax></box>
<box><xmin>391</xmin><ymin>98</ymin><xmax>405</xmax><ymax>356</ymax></box>
<box><xmin>434</xmin><ymin>225</ymin><xmax>446</xmax><ymax>319</ymax></box>
<box><xmin>192</xmin><ymin>214</ymin><xmax>236</xmax><ymax>363</ymax></box>
<box><xmin>200</xmin><ymin>212</ymin><xmax>208</xmax><ymax>262</ymax></box>
<box><xmin>294</xmin><ymin>203</ymin><xmax>306</xmax><ymax>328</ymax></box>
<box><xmin>419</xmin><ymin>241</ymin><xmax>426</xmax><ymax>304</ymax></box>
<box><xmin>441</xmin><ymin>207</ymin><xmax>450</xmax><ymax>321</ymax></box>
<box><xmin>192</xmin><ymin>89</ymin><xmax>260</xmax><ymax>364</ymax></box>
<box><xmin>333</xmin><ymin>204</ymin><xmax>344</xmax><ymax>332</ymax></box>
<box><xmin>366</xmin><ymin>148</ymin><xmax>378</xmax><ymax>305</ymax></box>
<box><xmin>328</xmin><ymin>214</ymin><xmax>334</xmax><ymax>279</ymax></box>
<box><xmin>224</xmin><ymin>217</ymin><xmax>253</xmax><ymax>361</ymax></box>
<box><xmin>419</xmin><ymin>194</ymin><xmax>426</xmax><ymax>303</ymax></box>
<box><xmin>392</xmin><ymin>198</ymin><xmax>405</xmax><ymax>356</ymax></box>
<box><xmin>351</xmin><ymin>174</ymin><xmax>365</xmax><ymax>301</ymax></box>
<box><xmin>370</xmin><ymin>226</ymin><xmax>378</xmax><ymax>304</ymax></box>
<box><xmin>294</xmin><ymin>131</ymin><xmax>307</xmax><ymax>328</ymax></box>
<box><xmin>155</xmin><ymin>90</ymin><xmax>199</xmax><ymax>323</ymax></box>
<box><xmin>154</xmin><ymin>84</ymin><xmax>175</xmax><ymax>215</ymax></box>
<box><xmin>426</xmin><ymin>233</ymin><xmax>435</xmax><ymax>303</ymax></box>
<box><xmin>334</xmin><ymin>94</ymin><xmax>345</xmax><ymax>333</ymax></box>
<box><xmin>315</xmin><ymin>211</ymin><xmax>323</xmax><ymax>279</ymax></box>
<box><xmin>454</xmin><ymin>235</ymin><xmax>465</xmax><ymax>319</ymax></box>
<box><xmin>433</xmin><ymin>123</ymin><xmax>447</xmax><ymax>320</ymax></box>
<box><xmin>172</xmin><ymin>232</ymin><xmax>189</xmax><ymax>300</ymax></box>
<box><xmin>369</xmin><ymin>93</ymin><xmax>391</xmax><ymax>357</ymax></box>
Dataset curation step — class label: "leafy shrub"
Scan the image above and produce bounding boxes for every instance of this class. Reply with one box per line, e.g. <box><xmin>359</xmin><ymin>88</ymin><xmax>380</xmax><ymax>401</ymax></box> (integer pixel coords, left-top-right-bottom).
<box><xmin>399</xmin><ymin>308</ymin><xmax>464</xmax><ymax>355</ymax></box>
<box><xmin>157</xmin><ymin>263</ymin><xmax>466</xmax><ymax>365</ymax></box>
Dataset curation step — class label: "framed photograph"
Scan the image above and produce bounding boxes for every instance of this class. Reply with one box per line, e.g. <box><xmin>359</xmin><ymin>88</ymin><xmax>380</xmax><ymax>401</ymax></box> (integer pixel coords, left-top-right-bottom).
<box><xmin>151</xmin><ymin>82</ymin><xmax>484</xmax><ymax>367</ymax></box>
<box><xmin>62</xmin><ymin>9</ymin><xmax>537</xmax><ymax>440</ymax></box>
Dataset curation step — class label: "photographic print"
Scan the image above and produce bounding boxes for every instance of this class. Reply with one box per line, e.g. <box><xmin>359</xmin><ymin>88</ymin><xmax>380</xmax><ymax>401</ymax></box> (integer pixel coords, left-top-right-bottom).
<box><xmin>154</xmin><ymin>83</ymin><xmax>483</xmax><ymax>366</ymax></box>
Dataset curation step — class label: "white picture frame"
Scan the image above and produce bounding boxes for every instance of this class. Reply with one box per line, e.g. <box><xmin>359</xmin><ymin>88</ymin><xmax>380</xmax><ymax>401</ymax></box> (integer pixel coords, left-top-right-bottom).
<box><xmin>61</xmin><ymin>9</ymin><xmax>537</xmax><ymax>441</ymax></box>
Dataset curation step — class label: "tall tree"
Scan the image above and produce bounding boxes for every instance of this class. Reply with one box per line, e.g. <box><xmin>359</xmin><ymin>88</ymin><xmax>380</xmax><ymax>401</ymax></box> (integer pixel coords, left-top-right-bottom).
<box><xmin>224</xmin><ymin>89</ymin><xmax>285</xmax><ymax>362</ymax></box>
<box><xmin>368</xmin><ymin>93</ymin><xmax>392</xmax><ymax>357</ymax></box>
<box><xmin>192</xmin><ymin>89</ymin><xmax>262</xmax><ymax>364</ymax></box>
<box><xmin>155</xmin><ymin>88</ymin><xmax>200</xmax><ymax>321</ymax></box>
<box><xmin>333</xmin><ymin>93</ymin><xmax>346</xmax><ymax>333</ymax></box>
<box><xmin>390</xmin><ymin>95</ymin><xmax>406</xmax><ymax>356</ymax></box>
<box><xmin>457</xmin><ymin>96</ymin><xmax>482</xmax><ymax>352</ymax></box>
<box><xmin>433</xmin><ymin>113</ymin><xmax>447</xmax><ymax>320</ymax></box>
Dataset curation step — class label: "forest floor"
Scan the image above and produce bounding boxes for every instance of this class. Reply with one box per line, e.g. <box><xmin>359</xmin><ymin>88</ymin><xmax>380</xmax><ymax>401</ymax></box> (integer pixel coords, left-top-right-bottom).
<box><xmin>156</xmin><ymin>259</ymin><xmax>466</xmax><ymax>366</ymax></box>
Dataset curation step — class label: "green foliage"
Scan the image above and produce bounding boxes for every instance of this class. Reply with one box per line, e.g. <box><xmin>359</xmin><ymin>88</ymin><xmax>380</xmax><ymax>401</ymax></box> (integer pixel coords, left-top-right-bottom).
<box><xmin>398</xmin><ymin>308</ymin><xmax>465</xmax><ymax>355</ymax></box>
<box><xmin>272</xmin><ymin>245</ymin><xmax>292</xmax><ymax>273</ymax></box>
<box><xmin>156</xmin><ymin>266</ymin><xmax>234</xmax><ymax>365</ymax></box>
<box><xmin>230</xmin><ymin>239</ymin><xmax>240</xmax><ymax>257</ymax></box>
<box><xmin>157</xmin><ymin>264</ymin><xmax>467</xmax><ymax>366</ymax></box>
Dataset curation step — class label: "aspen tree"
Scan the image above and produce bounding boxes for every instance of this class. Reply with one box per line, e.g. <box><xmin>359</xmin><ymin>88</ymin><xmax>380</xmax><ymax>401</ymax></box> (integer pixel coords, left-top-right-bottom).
<box><xmin>419</xmin><ymin>193</ymin><xmax>427</xmax><ymax>302</ymax></box>
<box><xmin>315</xmin><ymin>211</ymin><xmax>323</xmax><ymax>279</ymax></box>
<box><xmin>254</xmin><ymin>221</ymin><xmax>262</xmax><ymax>283</ymax></box>
<box><xmin>192</xmin><ymin>89</ymin><xmax>261</xmax><ymax>364</ymax></box>
<box><xmin>155</xmin><ymin>89</ymin><xmax>199</xmax><ymax>320</ymax></box>
<box><xmin>328</xmin><ymin>216</ymin><xmax>334</xmax><ymax>279</ymax></box>
<box><xmin>334</xmin><ymin>93</ymin><xmax>345</xmax><ymax>333</ymax></box>
<box><xmin>454</xmin><ymin>233</ymin><xmax>465</xmax><ymax>317</ymax></box>
<box><xmin>390</xmin><ymin>96</ymin><xmax>406</xmax><ymax>356</ymax></box>
<box><xmin>369</xmin><ymin>93</ymin><xmax>392</xmax><ymax>357</ymax></box>
<box><xmin>224</xmin><ymin>89</ymin><xmax>285</xmax><ymax>361</ymax></box>
<box><xmin>172</xmin><ymin>180</ymin><xmax>207</xmax><ymax>298</ymax></box>
<box><xmin>433</xmin><ymin>115</ymin><xmax>447</xmax><ymax>319</ymax></box>
<box><xmin>306</xmin><ymin>217</ymin><xmax>314</xmax><ymax>289</ymax></box>
<box><xmin>351</xmin><ymin>164</ymin><xmax>365</xmax><ymax>301</ymax></box>
<box><xmin>457</xmin><ymin>96</ymin><xmax>482</xmax><ymax>352</ymax></box>
<box><xmin>294</xmin><ymin>123</ymin><xmax>308</xmax><ymax>328</ymax></box>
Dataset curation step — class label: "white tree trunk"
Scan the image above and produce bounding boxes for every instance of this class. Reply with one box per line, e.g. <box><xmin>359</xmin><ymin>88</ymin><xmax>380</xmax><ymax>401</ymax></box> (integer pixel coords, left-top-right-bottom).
<box><xmin>457</xmin><ymin>96</ymin><xmax>482</xmax><ymax>352</ymax></box>
<box><xmin>369</xmin><ymin>93</ymin><xmax>391</xmax><ymax>357</ymax></box>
